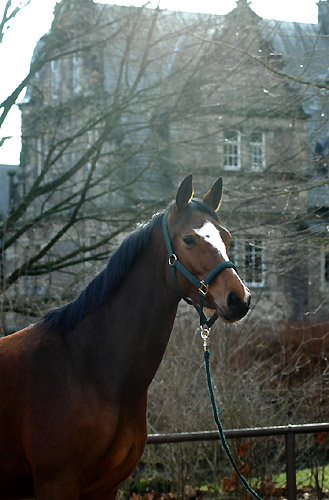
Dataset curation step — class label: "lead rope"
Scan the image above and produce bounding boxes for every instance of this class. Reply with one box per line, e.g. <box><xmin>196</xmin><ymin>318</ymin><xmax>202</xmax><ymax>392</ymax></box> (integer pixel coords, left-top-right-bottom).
<box><xmin>201</xmin><ymin>329</ymin><xmax>263</xmax><ymax>500</ymax></box>
<box><xmin>162</xmin><ymin>210</ymin><xmax>260</xmax><ymax>497</ymax></box>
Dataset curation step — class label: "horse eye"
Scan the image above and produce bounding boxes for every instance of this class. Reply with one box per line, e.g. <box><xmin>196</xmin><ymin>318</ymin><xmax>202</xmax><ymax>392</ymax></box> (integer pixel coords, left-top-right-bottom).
<box><xmin>183</xmin><ymin>235</ymin><xmax>196</xmax><ymax>247</ymax></box>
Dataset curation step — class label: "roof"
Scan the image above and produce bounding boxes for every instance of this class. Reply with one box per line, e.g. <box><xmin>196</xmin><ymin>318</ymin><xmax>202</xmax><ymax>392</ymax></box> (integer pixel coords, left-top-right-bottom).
<box><xmin>24</xmin><ymin>2</ymin><xmax>329</xmax><ymax>148</ymax></box>
<box><xmin>260</xmin><ymin>18</ymin><xmax>329</xmax><ymax>146</ymax></box>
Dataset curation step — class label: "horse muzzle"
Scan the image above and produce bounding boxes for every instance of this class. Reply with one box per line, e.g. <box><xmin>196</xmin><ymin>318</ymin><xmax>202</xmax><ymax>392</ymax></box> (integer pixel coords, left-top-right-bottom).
<box><xmin>205</xmin><ymin>286</ymin><xmax>251</xmax><ymax>324</ymax></box>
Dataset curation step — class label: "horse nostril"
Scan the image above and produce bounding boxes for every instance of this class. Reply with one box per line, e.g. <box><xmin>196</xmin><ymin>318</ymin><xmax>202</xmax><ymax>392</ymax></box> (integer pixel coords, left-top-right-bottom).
<box><xmin>227</xmin><ymin>291</ymin><xmax>239</xmax><ymax>310</ymax></box>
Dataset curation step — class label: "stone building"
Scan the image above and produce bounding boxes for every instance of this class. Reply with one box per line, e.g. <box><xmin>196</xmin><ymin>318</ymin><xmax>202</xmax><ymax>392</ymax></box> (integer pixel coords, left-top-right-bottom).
<box><xmin>2</xmin><ymin>0</ymin><xmax>329</xmax><ymax>332</ymax></box>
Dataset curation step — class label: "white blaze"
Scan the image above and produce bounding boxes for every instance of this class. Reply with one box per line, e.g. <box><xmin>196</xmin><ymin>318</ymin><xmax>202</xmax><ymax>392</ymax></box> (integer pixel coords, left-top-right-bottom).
<box><xmin>195</xmin><ymin>222</ymin><xmax>251</xmax><ymax>307</ymax></box>
<box><xmin>194</xmin><ymin>222</ymin><xmax>229</xmax><ymax>260</ymax></box>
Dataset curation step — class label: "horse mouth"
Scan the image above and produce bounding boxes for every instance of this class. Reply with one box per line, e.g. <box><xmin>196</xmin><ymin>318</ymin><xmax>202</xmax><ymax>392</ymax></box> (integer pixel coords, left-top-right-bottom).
<box><xmin>204</xmin><ymin>304</ymin><xmax>248</xmax><ymax>324</ymax></box>
<box><xmin>212</xmin><ymin>306</ymin><xmax>234</xmax><ymax>323</ymax></box>
<box><xmin>203</xmin><ymin>305</ymin><xmax>232</xmax><ymax>324</ymax></box>
<box><xmin>217</xmin><ymin>303</ymin><xmax>250</xmax><ymax>323</ymax></box>
<box><xmin>198</xmin><ymin>291</ymin><xmax>250</xmax><ymax>325</ymax></box>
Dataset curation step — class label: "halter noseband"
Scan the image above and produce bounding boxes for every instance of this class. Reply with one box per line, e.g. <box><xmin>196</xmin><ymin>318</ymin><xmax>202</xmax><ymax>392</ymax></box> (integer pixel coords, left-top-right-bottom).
<box><xmin>162</xmin><ymin>210</ymin><xmax>238</xmax><ymax>329</ymax></box>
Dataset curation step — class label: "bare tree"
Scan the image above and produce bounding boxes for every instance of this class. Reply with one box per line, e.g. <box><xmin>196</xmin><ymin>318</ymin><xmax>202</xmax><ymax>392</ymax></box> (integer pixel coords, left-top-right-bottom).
<box><xmin>1</xmin><ymin>2</ymin><xmax>329</xmax><ymax>497</ymax></box>
<box><xmin>120</xmin><ymin>4</ymin><xmax>329</xmax><ymax>497</ymax></box>
<box><xmin>0</xmin><ymin>0</ymin><xmax>222</xmax><ymax>331</ymax></box>
<box><xmin>2</xmin><ymin>1</ymin><xmax>328</xmax><ymax>331</ymax></box>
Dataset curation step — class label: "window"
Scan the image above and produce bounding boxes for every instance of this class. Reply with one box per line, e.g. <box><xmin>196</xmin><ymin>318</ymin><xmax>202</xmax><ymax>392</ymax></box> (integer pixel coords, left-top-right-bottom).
<box><xmin>24</xmin><ymin>276</ymin><xmax>43</xmax><ymax>297</ymax></box>
<box><xmin>229</xmin><ymin>238</ymin><xmax>265</xmax><ymax>287</ymax></box>
<box><xmin>250</xmin><ymin>132</ymin><xmax>265</xmax><ymax>171</ymax></box>
<box><xmin>72</xmin><ymin>54</ymin><xmax>82</xmax><ymax>93</ymax></box>
<box><xmin>323</xmin><ymin>250</ymin><xmax>329</xmax><ymax>286</ymax></box>
<box><xmin>0</xmin><ymin>245</ymin><xmax>3</xmax><ymax>282</ymax></box>
<box><xmin>245</xmin><ymin>240</ymin><xmax>265</xmax><ymax>286</ymax></box>
<box><xmin>229</xmin><ymin>238</ymin><xmax>238</xmax><ymax>267</ymax></box>
<box><xmin>87</xmin><ymin>129</ymin><xmax>99</xmax><ymax>172</ymax></box>
<box><xmin>51</xmin><ymin>60</ymin><xmax>60</xmax><ymax>101</ymax></box>
<box><xmin>36</xmin><ymin>137</ymin><xmax>44</xmax><ymax>176</ymax></box>
<box><xmin>224</xmin><ymin>130</ymin><xmax>241</xmax><ymax>170</ymax></box>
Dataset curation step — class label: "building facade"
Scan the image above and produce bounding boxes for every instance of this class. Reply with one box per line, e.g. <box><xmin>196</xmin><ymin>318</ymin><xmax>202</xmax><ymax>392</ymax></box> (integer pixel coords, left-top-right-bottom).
<box><xmin>2</xmin><ymin>0</ymin><xmax>329</xmax><ymax>333</ymax></box>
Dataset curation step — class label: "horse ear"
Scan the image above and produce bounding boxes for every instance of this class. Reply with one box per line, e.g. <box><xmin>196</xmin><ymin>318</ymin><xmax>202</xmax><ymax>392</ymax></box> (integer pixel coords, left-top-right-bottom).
<box><xmin>203</xmin><ymin>177</ymin><xmax>223</xmax><ymax>211</ymax></box>
<box><xmin>175</xmin><ymin>175</ymin><xmax>194</xmax><ymax>212</ymax></box>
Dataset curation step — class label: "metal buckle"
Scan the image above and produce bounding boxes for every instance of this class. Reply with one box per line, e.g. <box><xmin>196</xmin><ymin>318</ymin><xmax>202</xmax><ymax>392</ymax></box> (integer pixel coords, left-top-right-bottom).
<box><xmin>168</xmin><ymin>254</ymin><xmax>177</xmax><ymax>267</ymax></box>
<box><xmin>199</xmin><ymin>280</ymin><xmax>209</xmax><ymax>296</ymax></box>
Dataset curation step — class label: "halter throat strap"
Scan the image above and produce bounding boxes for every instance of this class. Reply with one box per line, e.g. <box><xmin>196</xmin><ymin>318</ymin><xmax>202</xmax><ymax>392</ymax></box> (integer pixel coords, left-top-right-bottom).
<box><xmin>162</xmin><ymin>211</ymin><xmax>238</xmax><ymax>328</ymax></box>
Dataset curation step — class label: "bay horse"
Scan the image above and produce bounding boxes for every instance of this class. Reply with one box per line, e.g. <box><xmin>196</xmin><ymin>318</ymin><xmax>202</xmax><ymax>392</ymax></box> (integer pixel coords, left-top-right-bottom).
<box><xmin>0</xmin><ymin>176</ymin><xmax>250</xmax><ymax>499</ymax></box>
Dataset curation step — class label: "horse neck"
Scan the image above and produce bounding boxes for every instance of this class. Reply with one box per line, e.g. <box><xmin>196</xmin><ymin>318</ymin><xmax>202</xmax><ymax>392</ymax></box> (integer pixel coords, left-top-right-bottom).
<box><xmin>69</xmin><ymin>226</ymin><xmax>180</xmax><ymax>403</ymax></box>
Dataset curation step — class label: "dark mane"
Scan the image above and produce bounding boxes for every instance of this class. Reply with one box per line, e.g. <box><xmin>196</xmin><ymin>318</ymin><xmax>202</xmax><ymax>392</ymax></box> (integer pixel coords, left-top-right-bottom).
<box><xmin>42</xmin><ymin>212</ymin><xmax>163</xmax><ymax>332</ymax></box>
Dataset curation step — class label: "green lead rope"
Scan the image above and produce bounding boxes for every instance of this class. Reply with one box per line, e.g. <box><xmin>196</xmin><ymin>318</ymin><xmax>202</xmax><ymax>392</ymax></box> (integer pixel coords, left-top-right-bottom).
<box><xmin>204</xmin><ymin>348</ymin><xmax>263</xmax><ymax>500</ymax></box>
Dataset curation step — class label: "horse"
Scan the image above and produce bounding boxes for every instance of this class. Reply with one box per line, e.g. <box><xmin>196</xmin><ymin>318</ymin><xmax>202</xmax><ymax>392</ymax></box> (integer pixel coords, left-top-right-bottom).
<box><xmin>0</xmin><ymin>176</ymin><xmax>250</xmax><ymax>499</ymax></box>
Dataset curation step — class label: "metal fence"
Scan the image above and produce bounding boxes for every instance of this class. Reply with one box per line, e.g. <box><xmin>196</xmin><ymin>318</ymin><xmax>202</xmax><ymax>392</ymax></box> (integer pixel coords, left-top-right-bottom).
<box><xmin>147</xmin><ymin>422</ymin><xmax>329</xmax><ymax>500</ymax></box>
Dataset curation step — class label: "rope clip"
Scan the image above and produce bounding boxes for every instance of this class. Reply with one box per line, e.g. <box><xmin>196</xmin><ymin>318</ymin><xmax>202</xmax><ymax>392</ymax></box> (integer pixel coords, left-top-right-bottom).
<box><xmin>200</xmin><ymin>325</ymin><xmax>211</xmax><ymax>352</ymax></box>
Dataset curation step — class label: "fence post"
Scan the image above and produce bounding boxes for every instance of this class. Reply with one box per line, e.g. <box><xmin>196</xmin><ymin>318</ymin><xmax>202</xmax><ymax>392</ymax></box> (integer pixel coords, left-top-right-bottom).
<box><xmin>285</xmin><ymin>428</ymin><xmax>296</xmax><ymax>500</ymax></box>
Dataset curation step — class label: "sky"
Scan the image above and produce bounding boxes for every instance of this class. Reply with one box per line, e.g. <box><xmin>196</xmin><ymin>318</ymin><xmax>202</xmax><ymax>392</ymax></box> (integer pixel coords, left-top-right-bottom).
<box><xmin>0</xmin><ymin>0</ymin><xmax>319</xmax><ymax>165</ymax></box>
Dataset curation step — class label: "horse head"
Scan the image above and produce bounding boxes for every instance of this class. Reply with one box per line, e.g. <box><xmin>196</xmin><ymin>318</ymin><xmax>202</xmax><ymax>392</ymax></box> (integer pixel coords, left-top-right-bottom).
<box><xmin>165</xmin><ymin>175</ymin><xmax>251</xmax><ymax>324</ymax></box>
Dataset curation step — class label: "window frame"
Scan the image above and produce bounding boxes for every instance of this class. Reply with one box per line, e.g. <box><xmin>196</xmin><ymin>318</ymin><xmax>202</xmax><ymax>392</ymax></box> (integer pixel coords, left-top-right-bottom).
<box><xmin>223</xmin><ymin>130</ymin><xmax>241</xmax><ymax>171</ymax></box>
<box><xmin>244</xmin><ymin>239</ymin><xmax>265</xmax><ymax>287</ymax></box>
<box><xmin>250</xmin><ymin>131</ymin><xmax>266</xmax><ymax>171</ymax></box>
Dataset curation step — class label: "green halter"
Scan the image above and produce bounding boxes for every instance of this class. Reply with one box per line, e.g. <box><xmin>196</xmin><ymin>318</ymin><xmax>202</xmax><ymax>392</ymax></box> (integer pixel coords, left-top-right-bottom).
<box><xmin>162</xmin><ymin>210</ymin><xmax>238</xmax><ymax>328</ymax></box>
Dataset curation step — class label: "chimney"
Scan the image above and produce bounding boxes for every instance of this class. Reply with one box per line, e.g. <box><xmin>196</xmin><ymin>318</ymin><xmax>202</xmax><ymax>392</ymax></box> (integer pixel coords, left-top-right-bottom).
<box><xmin>318</xmin><ymin>1</ymin><xmax>329</xmax><ymax>35</ymax></box>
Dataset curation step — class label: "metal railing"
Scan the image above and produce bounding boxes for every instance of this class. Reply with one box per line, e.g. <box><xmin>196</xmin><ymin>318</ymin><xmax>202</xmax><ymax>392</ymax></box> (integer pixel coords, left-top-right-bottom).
<box><xmin>147</xmin><ymin>422</ymin><xmax>329</xmax><ymax>500</ymax></box>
